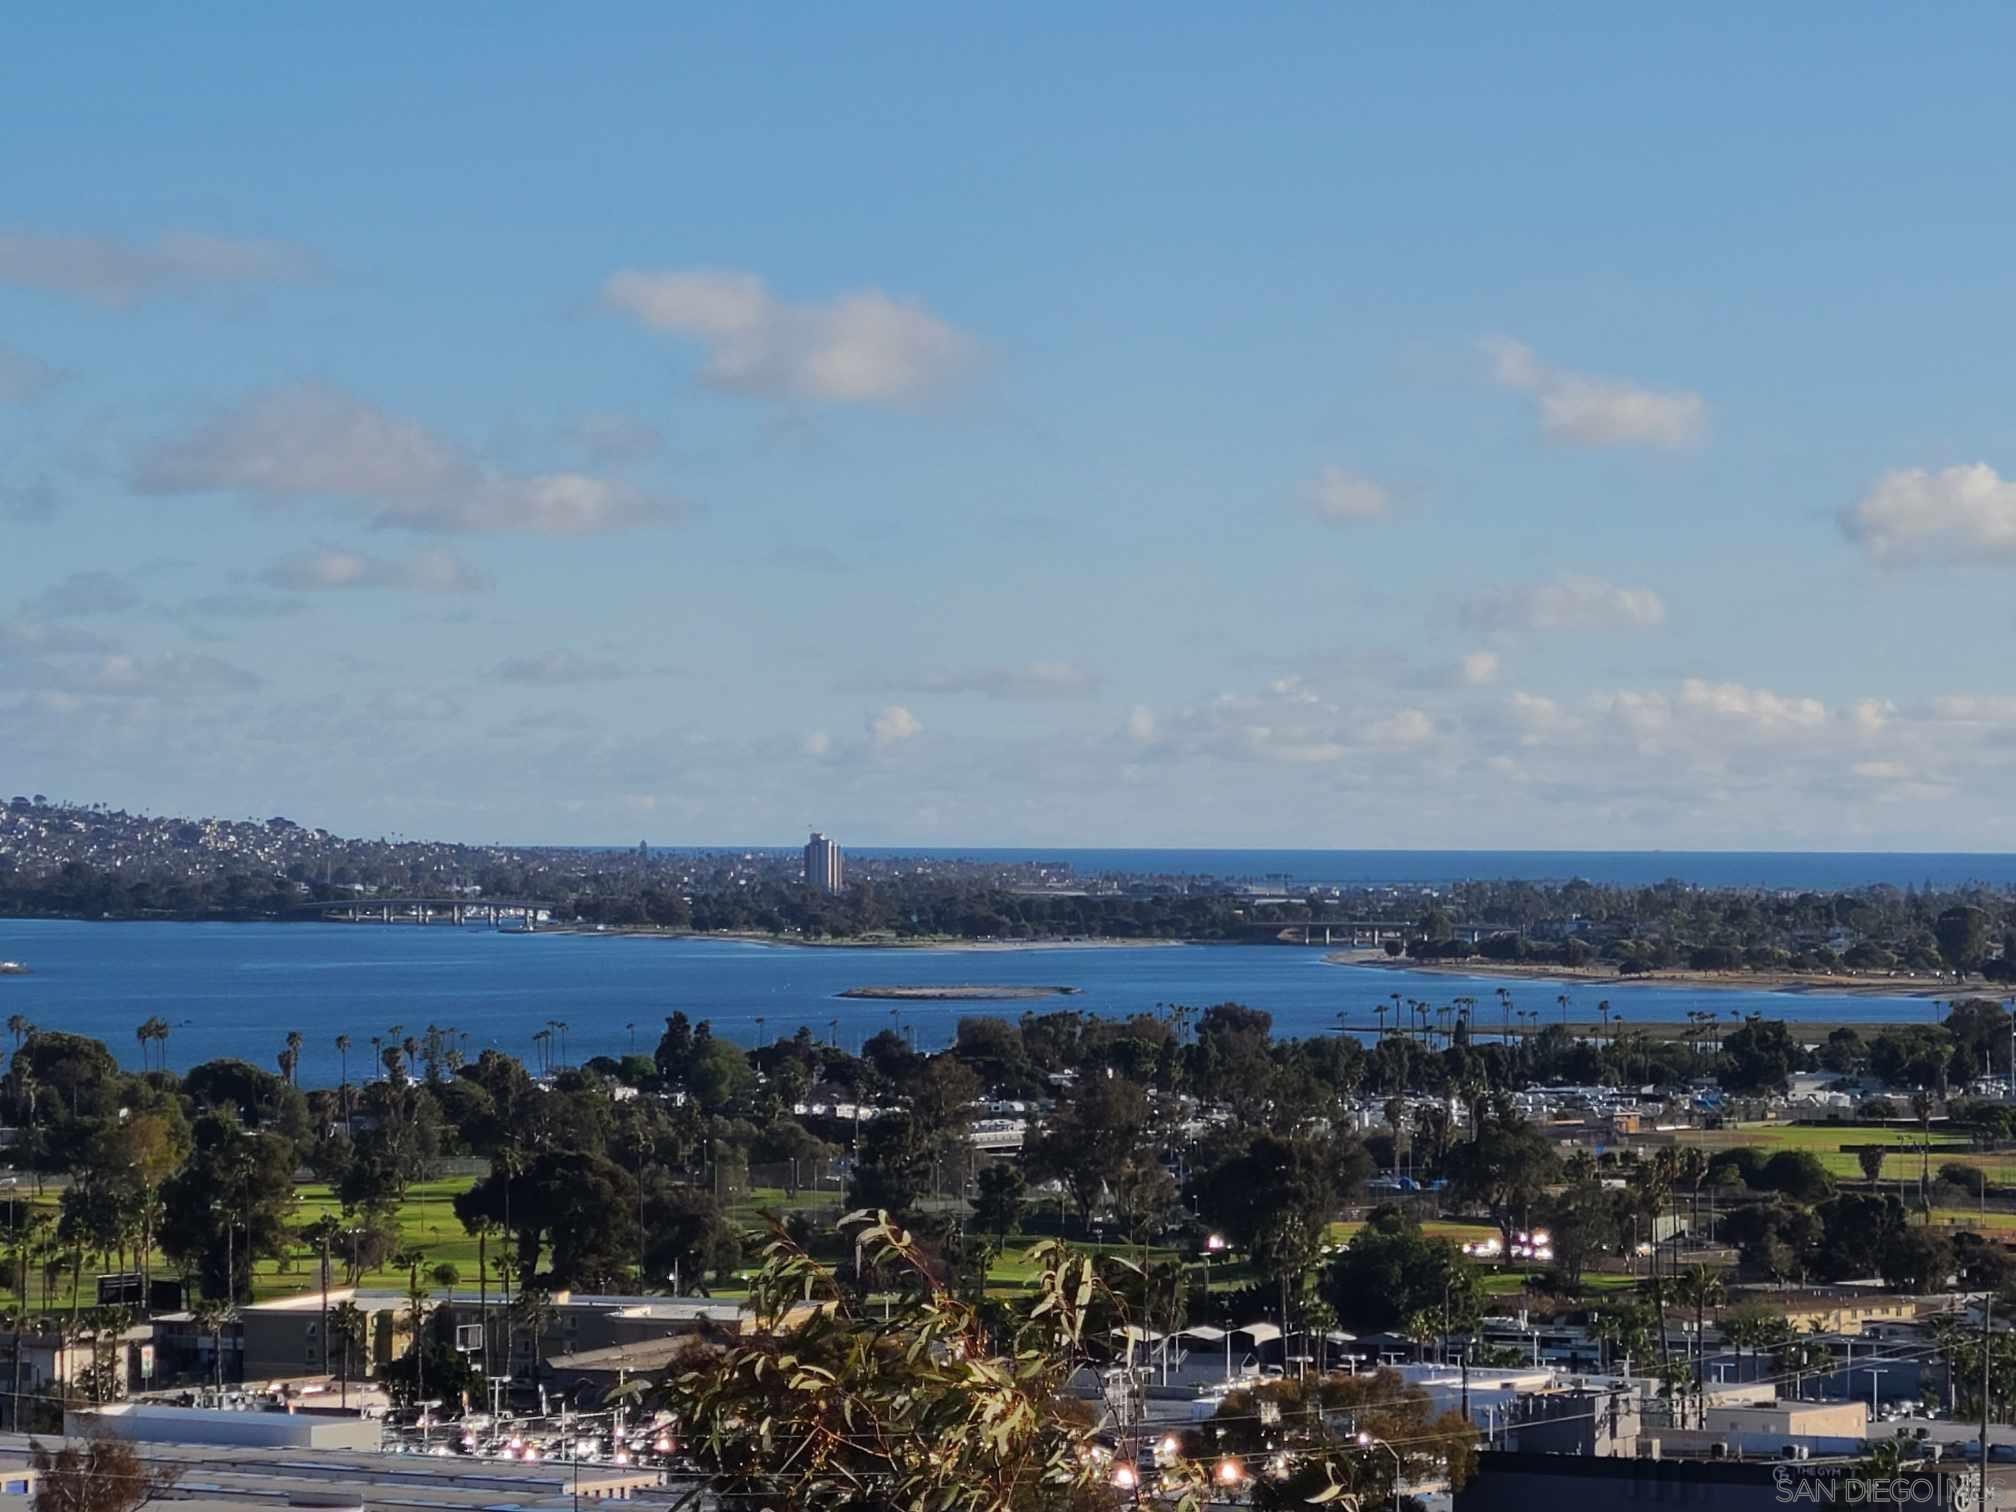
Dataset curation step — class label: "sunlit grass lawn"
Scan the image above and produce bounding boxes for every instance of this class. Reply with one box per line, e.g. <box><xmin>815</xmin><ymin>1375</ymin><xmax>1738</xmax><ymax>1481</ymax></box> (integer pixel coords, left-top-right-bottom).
<box><xmin>1671</xmin><ymin>1123</ymin><xmax>2016</xmax><ymax>1182</ymax></box>
<box><xmin>1327</xmin><ymin>1218</ymin><xmax>1497</xmax><ymax>1246</ymax></box>
<box><xmin>1678</xmin><ymin>1124</ymin><xmax>1960</xmax><ymax>1152</ymax></box>
<box><xmin>250</xmin><ymin>1176</ymin><xmax>487</xmax><ymax>1302</ymax></box>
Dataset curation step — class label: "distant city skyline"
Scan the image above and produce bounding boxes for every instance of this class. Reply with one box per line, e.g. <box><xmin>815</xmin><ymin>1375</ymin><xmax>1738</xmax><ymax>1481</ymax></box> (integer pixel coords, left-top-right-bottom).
<box><xmin>8</xmin><ymin>10</ymin><xmax>2016</xmax><ymax>849</ymax></box>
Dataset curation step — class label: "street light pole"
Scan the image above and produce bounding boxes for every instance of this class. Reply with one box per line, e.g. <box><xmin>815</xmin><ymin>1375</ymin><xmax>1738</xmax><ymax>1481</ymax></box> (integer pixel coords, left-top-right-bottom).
<box><xmin>1357</xmin><ymin>1432</ymin><xmax>1402</xmax><ymax>1512</ymax></box>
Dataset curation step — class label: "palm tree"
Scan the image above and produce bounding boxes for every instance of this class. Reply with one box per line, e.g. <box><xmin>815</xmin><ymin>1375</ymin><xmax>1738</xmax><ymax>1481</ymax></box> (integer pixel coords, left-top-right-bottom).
<box><xmin>284</xmin><ymin>1031</ymin><xmax>304</xmax><ymax>1087</ymax></box>
<box><xmin>1631</xmin><ymin>1148</ymin><xmax>1679</xmax><ymax>1381</ymax></box>
<box><xmin>329</xmin><ymin>1300</ymin><xmax>367</xmax><ymax>1408</ymax></box>
<box><xmin>510</xmin><ymin>1287</ymin><xmax>555</xmax><ymax>1389</ymax></box>
<box><xmin>393</xmin><ymin>1247</ymin><xmax>428</xmax><ymax>1404</ymax></box>
<box><xmin>5</xmin><ymin>1015</ymin><xmax>28</xmax><ymax>1055</ymax></box>
<box><xmin>191</xmin><ymin>1297</ymin><xmax>233</xmax><ymax>1390</ymax></box>
<box><xmin>335</xmin><ymin>1034</ymin><xmax>353</xmax><ymax>1135</ymax></box>
<box><xmin>1672</xmin><ymin>1265</ymin><xmax>1726</xmax><ymax>1425</ymax></box>
<box><xmin>1860</xmin><ymin>1433</ymin><xmax>1925</xmax><ymax>1479</ymax></box>
<box><xmin>1675</xmin><ymin>1146</ymin><xmax>1710</xmax><ymax>1242</ymax></box>
<box><xmin>1911</xmin><ymin>1089</ymin><xmax>1936</xmax><ymax>1209</ymax></box>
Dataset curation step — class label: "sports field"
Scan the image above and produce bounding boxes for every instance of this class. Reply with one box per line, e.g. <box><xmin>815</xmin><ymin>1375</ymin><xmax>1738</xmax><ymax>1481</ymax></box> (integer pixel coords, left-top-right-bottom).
<box><xmin>1674</xmin><ymin>1123</ymin><xmax>2016</xmax><ymax>1183</ymax></box>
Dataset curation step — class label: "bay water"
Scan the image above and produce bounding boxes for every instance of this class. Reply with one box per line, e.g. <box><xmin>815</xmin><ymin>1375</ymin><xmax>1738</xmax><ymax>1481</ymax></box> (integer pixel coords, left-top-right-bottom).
<box><xmin>0</xmin><ymin>918</ymin><xmax>1946</xmax><ymax>1090</ymax></box>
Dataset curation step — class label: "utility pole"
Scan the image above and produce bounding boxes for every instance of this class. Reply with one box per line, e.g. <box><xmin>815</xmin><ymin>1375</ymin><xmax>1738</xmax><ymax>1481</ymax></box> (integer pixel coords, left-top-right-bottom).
<box><xmin>1983</xmin><ymin>1294</ymin><xmax>1993</xmax><ymax>1487</ymax></box>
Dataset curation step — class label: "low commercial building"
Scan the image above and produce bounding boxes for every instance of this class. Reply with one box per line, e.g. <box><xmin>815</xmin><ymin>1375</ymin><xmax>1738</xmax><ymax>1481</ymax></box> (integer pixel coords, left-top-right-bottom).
<box><xmin>1653</xmin><ymin>1398</ymin><xmax>1870</xmax><ymax>1459</ymax></box>
<box><xmin>66</xmin><ymin>1403</ymin><xmax>379</xmax><ymax>1451</ymax></box>
<box><xmin>239</xmin><ymin>1289</ymin><xmax>823</xmax><ymax>1389</ymax></box>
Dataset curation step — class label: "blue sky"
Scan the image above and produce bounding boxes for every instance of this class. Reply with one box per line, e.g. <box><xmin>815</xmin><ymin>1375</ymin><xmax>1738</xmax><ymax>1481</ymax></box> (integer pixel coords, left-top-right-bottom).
<box><xmin>7</xmin><ymin>6</ymin><xmax>2016</xmax><ymax>849</ymax></box>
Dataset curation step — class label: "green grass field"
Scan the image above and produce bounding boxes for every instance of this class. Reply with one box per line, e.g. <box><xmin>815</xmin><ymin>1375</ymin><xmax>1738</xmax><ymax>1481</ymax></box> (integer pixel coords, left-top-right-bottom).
<box><xmin>1328</xmin><ymin>1218</ymin><xmax>1497</xmax><ymax>1246</ymax></box>
<box><xmin>1672</xmin><ymin>1123</ymin><xmax>2016</xmax><ymax>1182</ymax></box>
<box><xmin>252</xmin><ymin>1177</ymin><xmax>489</xmax><ymax>1300</ymax></box>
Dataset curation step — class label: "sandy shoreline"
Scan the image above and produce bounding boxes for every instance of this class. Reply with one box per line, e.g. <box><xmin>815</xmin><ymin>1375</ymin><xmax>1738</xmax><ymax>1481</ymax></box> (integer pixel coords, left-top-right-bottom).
<box><xmin>839</xmin><ymin>984</ymin><xmax>1079</xmax><ymax>1001</ymax></box>
<box><xmin>1325</xmin><ymin>951</ymin><xmax>1974</xmax><ymax>999</ymax></box>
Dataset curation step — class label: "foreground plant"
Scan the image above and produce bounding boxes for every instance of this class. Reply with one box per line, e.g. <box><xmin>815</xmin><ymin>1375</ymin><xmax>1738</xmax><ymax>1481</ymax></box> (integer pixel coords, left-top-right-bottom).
<box><xmin>664</xmin><ymin>1210</ymin><xmax>1252</xmax><ymax>1510</ymax></box>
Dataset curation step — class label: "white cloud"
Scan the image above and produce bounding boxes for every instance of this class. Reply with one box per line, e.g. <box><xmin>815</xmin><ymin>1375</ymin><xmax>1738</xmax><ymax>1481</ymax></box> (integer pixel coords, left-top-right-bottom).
<box><xmin>870</xmin><ymin>704</ymin><xmax>923</xmax><ymax>747</ymax></box>
<box><xmin>0</xmin><ymin>230</ymin><xmax>314</xmax><ymax>306</ymax></box>
<box><xmin>901</xmin><ymin>661</ymin><xmax>1100</xmax><ymax>700</ymax></box>
<box><xmin>1368</xmin><ymin>708</ymin><xmax>1434</xmax><ymax>747</ymax></box>
<box><xmin>259</xmin><ymin>548</ymin><xmax>491</xmax><ymax>594</ymax></box>
<box><xmin>1841</xmin><ymin>463</ymin><xmax>2016</xmax><ymax>565</ymax></box>
<box><xmin>1504</xmin><ymin>691</ymin><xmax>1575</xmax><ymax>744</ymax></box>
<box><xmin>1931</xmin><ymin>695</ymin><xmax>2016</xmax><ymax>722</ymax></box>
<box><xmin>0</xmin><ymin>343</ymin><xmax>61</xmax><ymax>403</ymax></box>
<box><xmin>1304</xmin><ymin>467</ymin><xmax>1391</xmax><ymax>524</ymax></box>
<box><xmin>1460</xmin><ymin>575</ymin><xmax>1666</xmax><ymax>632</ymax></box>
<box><xmin>1484</xmin><ymin>337</ymin><xmax>1707</xmax><ymax>449</ymax></box>
<box><xmin>134</xmin><ymin>384</ymin><xmax>678</xmax><ymax>534</ymax></box>
<box><xmin>1849</xmin><ymin>698</ymin><xmax>1895</xmax><ymax>735</ymax></box>
<box><xmin>1678</xmin><ymin>678</ymin><xmax>1828</xmax><ymax>731</ymax></box>
<box><xmin>1126</xmin><ymin>705</ymin><xmax>1157</xmax><ymax>743</ymax></box>
<box><xmin>1460</xmin><ymin>650</ymin><xmax>1501</xmax><ymax>687</ymax></box>
<box><xmin>604</xmin><ymin>268</ymin><xmax>972</xmax><ymax>404</ymax></box>
<box><xmin>802</xmin><ymin>730</ymin><xmax>833</xmax><ymax>758</ymax></box>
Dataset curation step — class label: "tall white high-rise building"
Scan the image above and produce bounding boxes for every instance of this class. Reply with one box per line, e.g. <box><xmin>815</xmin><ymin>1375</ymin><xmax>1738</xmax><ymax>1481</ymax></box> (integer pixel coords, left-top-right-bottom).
<box><xmin>804</xmin><ymin>830</ymin><xmax>845</xmax><ymax>893</ymax></box>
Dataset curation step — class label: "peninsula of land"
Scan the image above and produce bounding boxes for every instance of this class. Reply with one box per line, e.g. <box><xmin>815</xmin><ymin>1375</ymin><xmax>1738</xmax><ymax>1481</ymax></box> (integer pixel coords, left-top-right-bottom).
<box><xmin>1327</xmin><ymin>950</ymin><xmax>1973</xmax><ymax>999</ymax></box>
<box><xmin>838</xmin><ymin>983</ymin><xmax>1080</xmax><ymax>1001</ymax></box>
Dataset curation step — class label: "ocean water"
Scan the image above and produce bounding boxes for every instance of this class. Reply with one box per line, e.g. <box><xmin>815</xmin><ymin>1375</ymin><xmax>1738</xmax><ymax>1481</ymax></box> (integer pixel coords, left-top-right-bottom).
<box><xmin>0</xmin><ymin>918</ymin><xmax>1946</xmax><ymax>1090</ymax></box>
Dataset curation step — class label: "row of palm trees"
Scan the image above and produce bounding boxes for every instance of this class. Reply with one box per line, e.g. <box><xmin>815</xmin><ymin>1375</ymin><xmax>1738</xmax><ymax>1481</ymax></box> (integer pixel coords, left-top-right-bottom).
<box><xmin>1365</xmin><ymin>988</ymin><xmax>1752</xmax><ymax>1058</ymax></box>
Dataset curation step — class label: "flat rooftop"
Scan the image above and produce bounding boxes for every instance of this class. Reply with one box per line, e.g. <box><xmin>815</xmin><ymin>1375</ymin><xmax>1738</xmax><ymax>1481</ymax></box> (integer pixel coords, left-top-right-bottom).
<box><xmin>0</xmin><ymin>1434</ymin><xmax>668</xmax><ymax>1510</ymax></box>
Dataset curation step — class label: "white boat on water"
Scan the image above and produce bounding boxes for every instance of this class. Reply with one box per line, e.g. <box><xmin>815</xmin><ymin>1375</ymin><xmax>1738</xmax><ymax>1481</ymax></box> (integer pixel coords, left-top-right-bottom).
<box><xmin>0</xmin><ymin>961</ymin><xmax>27</xmax><ymax>975</ymax></box>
